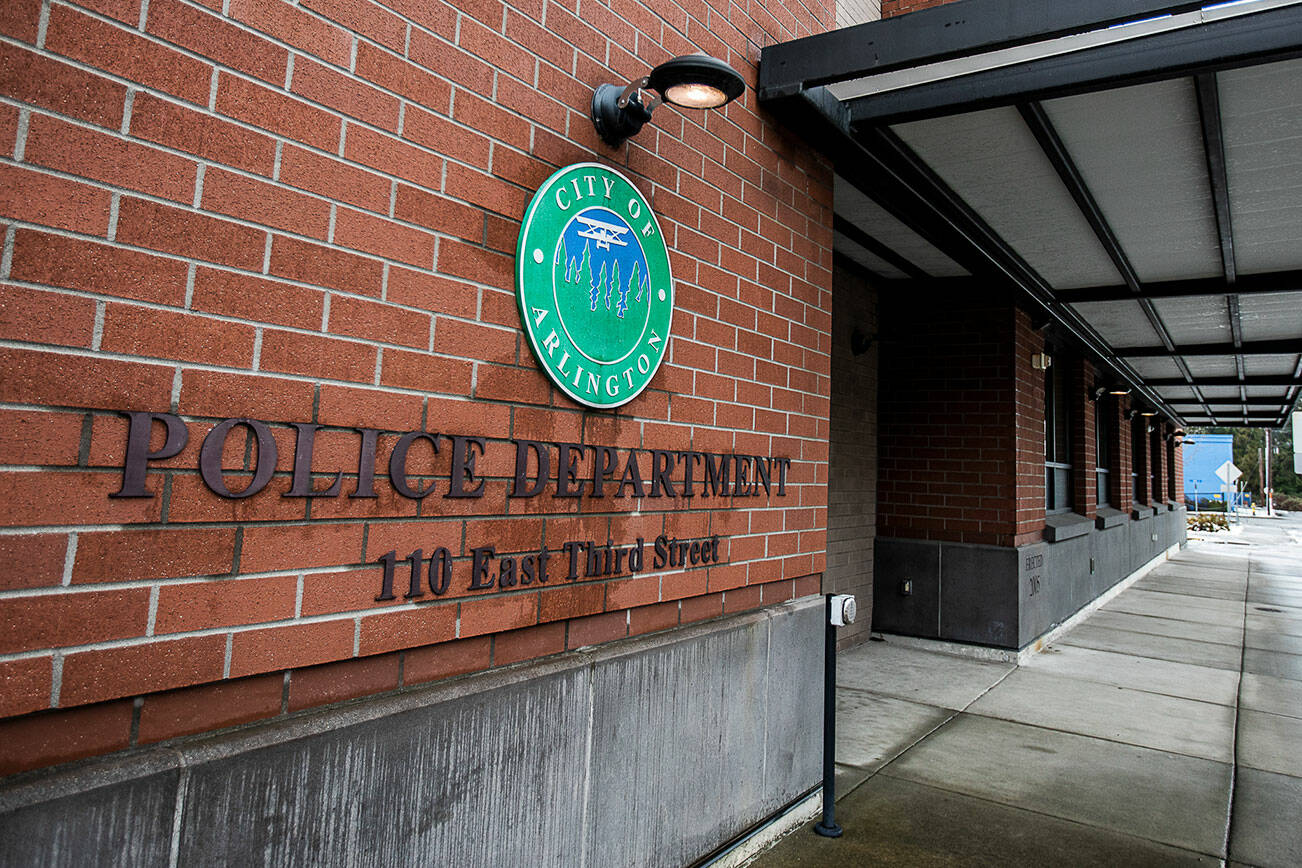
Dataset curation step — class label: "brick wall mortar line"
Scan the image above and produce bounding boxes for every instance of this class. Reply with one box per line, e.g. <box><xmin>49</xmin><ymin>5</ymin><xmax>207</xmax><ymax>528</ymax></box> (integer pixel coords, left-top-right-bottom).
<box><xmin>106</xmin><ymin>192</ymin><xmax>120</xmax><ymax>241</ymax></box>
<box><xmin>146</xmin><ymin>585</ymin><xmax>159</xmax><ymax>636</ymax></box>
<box><xmin>191</xmin><ymin>163</ymin><xmax>205</xmax><ymax>209</ymax></box>
<box><xmin>90</xmin><ymin>299</ymin><xmax>105</xmax><ymax>350</ymax></box>
<box><xmin>120</xmin><ymin>87</ymin><xmax>135</xmax><ymax>136</ymax></box>
<box><xmin>60</xmin><ymin>530</ymin><xmax>78</xmax><ymax>586</ymax></box>
<box><xmin>0</xmin><ymin>39</ymin><xmax>570</xmax><ymax>216</ymax></box>
<box><xmin>35</xmin><ymin>0</ymin><xmax>51</xmax><ymax>49</ymax></box>
<box><xmin>251</xmin><ymin>327</ymin><xmax>263</xmax><ymax>370</ymax></box>
<box><xmin>12</xmin><ymin>107</ymin><xmax>29</xmax><ymax>161</ymax></box>
<box><xmin>0</xmin><ymin>334</ymin><xmax>520</xmax><ymax>398</ymax></box>
<box><xmin>0</xmin><ymin>227</ymin><xmax>13</xmax><ymax>279</ymax></box>
<box><xmin>168</xmin><ymin>365</ymin><xmax>183</xmax><ymax>411</ymax></box>
<box><xmin>43</xmin><ymin>0</ymin><xmax>830</xmax><ymax>215</ymax></box>
<box><xmin>0</xmin><ymin>268</ymin><xmax>482</xmax><ymax>357</ymax></box>
<box><xmin>0</xmin><ymin>149</ymin><xmax>484</xmax><ymax>269</ymax></box>
<box><xmin>49</xmin><ymin>652</ymin><xmax>62</xmax><ymax>706</ymax></box>
<box><xmin>206</xmin><ymin>66</ymin><xmax>218</xmax><ymax>111</ymax></box>
<box><xmin>0</xmin><ymin>608</ymin><xmax>388</xmax><ymax>663</ymax></box>
<box><xmin>259</xmin><ymin>232</ymin><xmax>272</xmax><ymax>274</ymax></box>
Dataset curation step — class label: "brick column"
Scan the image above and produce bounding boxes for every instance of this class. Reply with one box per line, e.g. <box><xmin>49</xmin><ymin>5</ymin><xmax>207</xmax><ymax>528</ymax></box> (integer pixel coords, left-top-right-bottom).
<box><xmin>1149</xmin><ymin>422</ymin><xmax>1164</xmax><ymax>504</ymax></box>
<box><xmin>1132</xmin><ymin>413</ymin><xmax>1151</xmax><ymax>507</ymax></box>
<box><xmin>1171</xmin><ymin>430</ymin><xmax>1184</xmax><ymax>504</ymax></box>
<box><xmin>1012</xmin><ymin>309</ymin><xmax>1046</xmax><ymax>545</ymax></box>
<box><xmin>1070</xmin><ymin>361</ymin><xmax>1097</xmax><ymax>518</ymax></box>
<box><xmin>1112</xmin><ymin>398</ymin><xmax>1132</xmax><ymax>507</ymax></box>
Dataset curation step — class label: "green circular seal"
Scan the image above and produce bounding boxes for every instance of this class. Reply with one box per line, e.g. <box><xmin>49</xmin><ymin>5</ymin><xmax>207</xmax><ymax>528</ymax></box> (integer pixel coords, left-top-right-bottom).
<box><xmin>516</xmin><ymin>163</ymin><xmax>673</xmax><ymax>409</ymax></box>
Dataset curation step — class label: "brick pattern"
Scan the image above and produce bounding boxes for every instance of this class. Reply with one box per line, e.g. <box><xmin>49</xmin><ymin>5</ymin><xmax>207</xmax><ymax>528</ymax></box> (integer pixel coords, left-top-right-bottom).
<box><xmin>1170</xmin><ymin>427</ymin><xmax>1184</xmax><ymax>502</ymax></box>
<box><xmin>1011</xmin><ymin>308</ymin><xmax>1046</xmax><ymax>545</ymax></box>
<box><xmin>826</xmin><ymin>261</ymin><xmax>876</xmax><ymax>645</ymax></box>
<box><xmin>878</xmin><ymin>290</ymin><xmax>1024</xmax><ymax>547</ymax></box>
<box><xmin>1132</xmin><ymin>412</ymin><xmax>1152</xmax><ymax>507</ymax></box>
<box><xmin>1112</xmin><ymin>396</ymin><xmax>1134</xmax><ymax>508</ymax></box>
<box><xmin>0</xmin><ymin>0</ymin><xmax>836</xmax><ymax>774</ymax></box>
<box><xmin>1069</xmin><ymin>358</ymin><xmax>1097</xmax><ymax>519</ymax></box>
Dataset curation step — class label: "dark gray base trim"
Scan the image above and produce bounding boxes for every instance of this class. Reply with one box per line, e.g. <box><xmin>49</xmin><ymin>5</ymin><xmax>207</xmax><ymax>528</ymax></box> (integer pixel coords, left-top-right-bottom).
<box><xmin>874</xmin><ymin>507</ymin><xmax>1186</xmax><ymax>650</ymax></box>
<box><xmin>1044</xmin><ymin>512</ymin><xmax>1093</xmax><ymax>541</ymax></box>
<box><xmin>1095</xmin><ymin>507</ymin><xmax>1127</xmax><ymax>529</ymax></box>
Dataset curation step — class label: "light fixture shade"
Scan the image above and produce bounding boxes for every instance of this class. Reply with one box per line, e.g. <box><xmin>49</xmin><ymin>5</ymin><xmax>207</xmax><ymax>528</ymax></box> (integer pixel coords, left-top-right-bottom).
<box><xmin>591</xmin><ymin>54</ymin><xmax>746</xmax><ymax>147</ymax></box>
<box><xmin>647</xmin><ymin>55</ymin><xmax>745</xmax><ymax>109</ymax></box>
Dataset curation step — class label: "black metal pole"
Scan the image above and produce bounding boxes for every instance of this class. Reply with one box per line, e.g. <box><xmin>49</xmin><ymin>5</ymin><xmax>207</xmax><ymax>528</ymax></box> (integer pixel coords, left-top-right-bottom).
<box><xmin>814</xmin><ymin>594</ymin><xmax>842</xmax><ymax>837</ymax></box>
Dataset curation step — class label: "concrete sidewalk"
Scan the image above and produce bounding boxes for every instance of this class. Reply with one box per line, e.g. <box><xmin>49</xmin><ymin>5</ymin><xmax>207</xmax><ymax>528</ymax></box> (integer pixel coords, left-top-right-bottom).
<box><xmin>750</xmin><ymin>514</ymin><xmax>1302</xmax><ymax>867</ymax></box>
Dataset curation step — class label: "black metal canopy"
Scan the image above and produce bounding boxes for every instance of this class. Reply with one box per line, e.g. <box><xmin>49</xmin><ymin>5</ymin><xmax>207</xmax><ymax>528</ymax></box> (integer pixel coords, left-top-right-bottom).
<box><xmin>760</xmin><ymin>0</ymin><xmax>1302</xmax><ymax>428</ymax></box>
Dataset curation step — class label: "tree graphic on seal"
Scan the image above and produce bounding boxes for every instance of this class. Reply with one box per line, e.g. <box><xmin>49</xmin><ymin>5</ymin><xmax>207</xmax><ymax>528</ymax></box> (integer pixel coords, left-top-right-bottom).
<box><xmin>558</xmin><ymin>235</ymin><xmax>648</xmax><ymax>321</ymax></box>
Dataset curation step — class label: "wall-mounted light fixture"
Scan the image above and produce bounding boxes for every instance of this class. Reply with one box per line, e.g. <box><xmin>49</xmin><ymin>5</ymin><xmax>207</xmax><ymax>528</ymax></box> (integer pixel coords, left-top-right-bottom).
<box><xmin>1127</xmin><ymin>409</ymin><xmax>1139</xmax><ymax>420</ymax></box>
<box><xmin>1140</xmin><ymin>409</ymin><xmax>1158</xmax><ymax>417</ymax></box>
<box><xmin>591</xmin><ymin>54</ymin><xmax>745</xmax><ymax>147</ymax></box>
<box><xmin>1108</xmin><ymin>385</ymin><xmax>1132</xmax><ymax>396</ymax></box>
<box><xmin>1091</xmin><ymin>385</ymin><xmax>1108</xmax><ymax>401</ymax></box>
<box><xmin>851</xmin><ymin>327</ymin><xmax>876</xmax><ymax>356</ymax></box>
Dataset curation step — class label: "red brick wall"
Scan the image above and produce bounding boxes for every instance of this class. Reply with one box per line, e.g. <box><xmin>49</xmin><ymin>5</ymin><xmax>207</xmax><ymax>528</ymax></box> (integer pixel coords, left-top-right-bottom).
<box><xmin>1132</xmin><ymin>413</ymin><xmax>1152</xmax><ymax>507</ymax></box>
<box><xmin>0</xmin><ymin>0</ymin><xmax>834</xmax><ymax>775</ymax></box>
<box><xmin>877</xmin><ymin>289</ymin><xmax>1040</xmax><ymax>548</ymax></box>
<box><xmin>1170</xmin><ymin>427</ymin><xmax>1184</xmax><ymax>502</ymax></box>
<box><xmin>1069</xmin><ymin>358</ymin><xmax>1097</xmax><ymax>519</ymax></box>
<box><xmin>1011</xmin><ymin>307</ymin><xmax>1046</xmax><ymax>545</ymax></box>
<box><xmin>1112</xmin><ymin>396</ymin><xmax>1134</xmax><ymax>507</ymax></box>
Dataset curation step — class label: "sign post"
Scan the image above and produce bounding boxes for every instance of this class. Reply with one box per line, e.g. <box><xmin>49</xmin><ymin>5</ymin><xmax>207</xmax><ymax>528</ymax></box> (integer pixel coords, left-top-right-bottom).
<box><xmin>1216</xmin><ymin>460</ymin><xmax>1242</xmax><ymax>517</ymax></box>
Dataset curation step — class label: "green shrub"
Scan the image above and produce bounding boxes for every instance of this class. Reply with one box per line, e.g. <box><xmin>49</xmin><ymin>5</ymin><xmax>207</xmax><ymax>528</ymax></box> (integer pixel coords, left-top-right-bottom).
<box><xmin>1274</xmin><ymin>493</ymin><xmax>1302</xmax><ymax>511</ymax></box>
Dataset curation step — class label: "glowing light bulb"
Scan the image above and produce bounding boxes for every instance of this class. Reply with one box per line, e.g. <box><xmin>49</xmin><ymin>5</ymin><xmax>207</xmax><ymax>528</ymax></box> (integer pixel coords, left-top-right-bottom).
<box><xmin>663</xmin><ymin>82</ymin><xmax>728</xmax><ymax>109</ymax></box>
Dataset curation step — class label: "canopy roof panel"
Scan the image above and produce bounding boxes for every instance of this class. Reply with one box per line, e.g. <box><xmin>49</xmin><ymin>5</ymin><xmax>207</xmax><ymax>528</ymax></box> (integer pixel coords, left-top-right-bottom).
<box><xmin>760</xmin><ymin>0</ymin><xmax>1302</xmax><ymax>427</ymax></box>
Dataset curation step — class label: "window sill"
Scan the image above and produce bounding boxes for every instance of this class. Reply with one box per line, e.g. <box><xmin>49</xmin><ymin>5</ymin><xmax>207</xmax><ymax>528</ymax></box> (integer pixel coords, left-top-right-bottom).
<box><xmin>1044</xmin><ymin>511</ymin><xmax>1093</xmax><ymax>542</ymax></box>
<box><xmin>1095</xmin><ymin>507</ymin><xmax>1127</xmax><ymax>529</ymax></box>
<box><xmin>1131</xmin><ymin>503</ymin><xmax>1157</xmax><ymax>521</ymax></box>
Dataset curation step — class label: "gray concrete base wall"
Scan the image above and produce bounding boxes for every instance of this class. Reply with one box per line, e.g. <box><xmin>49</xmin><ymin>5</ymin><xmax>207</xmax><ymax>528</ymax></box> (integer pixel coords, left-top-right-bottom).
<box><xmin>0</xmin><ymin>597</ymin><xmax>824</xmax><ymax>868</ymax></box>
<box><xmin>873</xmin><ymin>508</ymin><xmax>1187</xmax><ymax>649</ymax></box>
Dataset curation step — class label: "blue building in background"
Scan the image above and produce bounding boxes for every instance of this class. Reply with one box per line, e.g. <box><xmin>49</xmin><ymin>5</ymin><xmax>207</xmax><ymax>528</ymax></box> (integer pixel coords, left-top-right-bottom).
<box><xmin>1184</xmin><ymin>433</ymin><xmax>1236</xmax><ymax>508</ymax></box>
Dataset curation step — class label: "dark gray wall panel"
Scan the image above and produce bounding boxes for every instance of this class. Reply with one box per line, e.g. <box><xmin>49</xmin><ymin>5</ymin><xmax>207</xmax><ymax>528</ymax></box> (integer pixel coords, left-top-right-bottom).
<box><xmin>872</xmin><ymin>539</ymin><xmax>940</xmax><ymax>638</ymax></box>
<box><xmin>875</xmin><ymin>517</ymin><xmax>1187</xmax><ymax>650</ymax></box>
<box><xmin>0</xmin><ymin>769</ymin><xmax>177</xmax><ymax>867</ymax></box>
<box><xmin>941</xmin><ymin>544</ymin><xmax>1019</xmax><ymax>648</ymax></box>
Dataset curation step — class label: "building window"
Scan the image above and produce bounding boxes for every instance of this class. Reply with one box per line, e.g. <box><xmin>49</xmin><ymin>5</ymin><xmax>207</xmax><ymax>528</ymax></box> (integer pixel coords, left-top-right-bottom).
<box><xmin>1095</xmin><ymin>397</ymin><xmax>1111</xmax><ymax>507</ymax></box>
<box><xmin>1045</xmin><ymin>359</ymin><xmax>1072</xmax><ymax>513</ymax></box>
